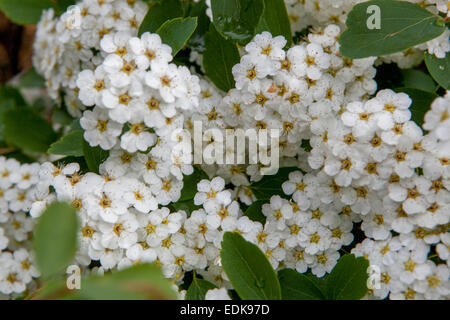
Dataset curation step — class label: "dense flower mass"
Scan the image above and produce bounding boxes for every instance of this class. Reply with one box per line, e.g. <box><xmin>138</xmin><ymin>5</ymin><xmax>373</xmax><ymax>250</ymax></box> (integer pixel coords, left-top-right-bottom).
<box><xmin>0</xmin><ymin>0</ymin><xmax>448</xmax><ymax>300</ymax></box>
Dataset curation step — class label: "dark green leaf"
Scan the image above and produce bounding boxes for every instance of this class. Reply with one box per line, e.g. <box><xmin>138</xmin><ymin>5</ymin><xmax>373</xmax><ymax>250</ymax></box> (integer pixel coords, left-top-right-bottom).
<box><xmin>394</xmin><ymin>87</ymin><xmax>438</xmax><ymax>127</ymax></box>
<box><xmin>326</xmin><ymin>254</ymin><xmax>370</xmax><ymax>300</ymax></box>
<box><xmin>249</xmin><ymin>167</ymin><xmax>297</xmax><ymax>200</ymax></box>
<box><xmin>74</xmin><ymin>264</ymin><xmax>178</xmax><ymax>300</ymax></box>
<box><xmin>179</xmin><ymin>166</ymin><xmax>208</xmax><ymax>202</ymax></box>
<box><xmin>340</xmin><ymin>0</ymin><xmax>446</xmax><ymax>58</ymax></box>
<box><xmin>256</xmin><ymin>0</ymin><xmax>292</xmax><ymax>47</ymax></box>
<box><xmin>138</xmin><ymin>0</ymin><xmax>184</xmax><ymax>36</ymax></box>
<box><xmin>48</xmin><ymin>130</ymin><xmax>84</xmax><ymax>157</ymax></box>
<box><xmin>243</xmin><ymin>200</ymin><xmax>266</xmax><ymax>224</ymax></box>
<box><xmin>203</xmin><ymin>24</ymin><xmax>240</xmax><ymax>92</ymax></box>
<box><xmin>82</xmin><ymin>139</ymin><xmax>109</xmax><ymax>173</ymax></box>
<box><xmin>186</xmin><ymin>274</ymin><xmax>217</xmax><ymax>300</ymax></box>
<box><xmin>424</xmin><ymin>52</ymin><xmax>450</xmax><ymax>90</ymax></box>
<box><xmin>0</xmin><ymin>85</ymin><xmax>26</xmax><ymax>106</ymax></box>
<box><xmin>55</xmin><ymin>0</ymin><xmax>77</xmax><ymax>15</ymax></box>
<box><xmin>33</xmin><ymin>264</ymin><xmax>177</xmax><ymax>300</ymax></box>
<box><xmin>18</xmin><ymin>68</ymin><xmax>45</xmax><ymax>88</ymax></box>
<box><xmin>156</xmin><ymin>17</ymin><xmax>198</xmax><ymax>56</ymax></box>
<box><xmin>33</xmin><ymin>202</ymin><xmax>78</xmax><ymax>279</ymax></box>
<box><xmin>2</xmin><ymin>108</ymin><xmax>57</xmax><ymax>153</ymax></box>
<box><xmin>52</xmin><ymin>108</ymin><xmax>74</xmax><ymax>126</ymax></box>
<box><xmin>400</xmin><ymin>69</ymin><xmax>436</xmax><ymax>92</ymax></box>
<box><xmin>0</xmin><ymin>87</ymin><xmax>24</xmax><ymax>140</ymax></box>
<box><xmin>210</xmin><ymin>0</ymin><xmax>264</xmax><ymax>45</ymax></box>
<box><xmin>186</xmin><ymin>0</ymin><xmax>211</xmax><ymax>51</ymax></box>
<box><xmin>221</xmin><ymin>232</ymin><xmax>281</xmax><ymax>300</ymax></box>
<box><xmin>0</xmin><ymin>0</ymin><xmax>56</xmax><ymax>25</ymax></box>
<box><xmin>169</xmin><ymin>199</ymin><xmax>201</xmax><ymax>216</ymax></box>
<box><xmin>278</xmin><ymin>269</ymin><xmax>326</xmax><ymax>300</ymax></box>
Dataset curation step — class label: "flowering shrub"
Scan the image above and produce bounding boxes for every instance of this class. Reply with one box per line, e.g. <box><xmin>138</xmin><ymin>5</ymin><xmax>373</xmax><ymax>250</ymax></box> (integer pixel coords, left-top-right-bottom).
<box><xmin>0</xmin><ymin>0</ymin><xmax>448</xmax><ymax>300</ymax></box>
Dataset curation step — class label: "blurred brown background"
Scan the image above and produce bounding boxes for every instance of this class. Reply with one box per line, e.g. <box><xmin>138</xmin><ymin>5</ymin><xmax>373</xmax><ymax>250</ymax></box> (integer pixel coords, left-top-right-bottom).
<box><xmin>0</xmin><ymin>12</ymin><xmax>35</xmax><ymax>84</ymax></box>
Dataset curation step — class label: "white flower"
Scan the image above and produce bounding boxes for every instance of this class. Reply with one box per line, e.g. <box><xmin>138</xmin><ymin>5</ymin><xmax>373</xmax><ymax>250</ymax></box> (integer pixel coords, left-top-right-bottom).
<box><xmin>122</xmin><ymin>178</ymin><xmax>157</xmax><ymax>213</ymax></box>
<box><xmin>341</xmin><ymin>101</ymin><xmax>378</xmax><ymax>139</ymax></box>
<box><xmin>9</xmin><ymin>163</ymin><xmax>40</xmax><ymax>190</ymax></box>
<box><xmin>0</xmin><ymin>253</ymin><xmax>28</xmax><ymax>294</ymax></box>
<box><xmin>194</xmin><ymin>177</ymin><xmax>231</xmax><ymax>212</ymax></box>
<box><xmin>150</xmin><ymin>175</ymin><xmax>183</xmax><ymax>206</ymax></box>
<box><xmin>390</xmin><ymin>246</ymin><xmax>432</xmax><ymax>285</ymax></box>
<box><xmin>287</xmin><ymin>43</ymin><xmax>330</xmax><ymax>80</ymax></box>
<box><xmin>413</xmin><ymin>262</ymin><xmax>450</xmax><ymax>299</ymax></box>
<box><xmin>310</xmin><ymin>249</ymin><xmax>339</xmax><ymax>277</ymax></box>
<box><xmin>262</xmin><ymin>195</ymin><xmax>293</xmax><ymax>230</ymax></box>
<box><xmin>232</xmin><ymin>54</ymin><xmax>272</xmax><ymax>90</ymax></box>
<box><xmin>100</xmin><ymin>31</ymin><xmax>132</xmax><ymax>56</ymax></box>
<box><xmin>205</xmin><ymin>200</ymin><xmax>239</xmax><ymax>232</ymax></box>
<box><xmin>145</xmin><ymin>63</ymin><xmax>186</xmax><ymax>103</ymax></box>
<box><xmin>282</xmin><ymin>171</ymin><xmax>317</xmax><ymax>210</ymax></box>
<box><xmin>367</xmin><ymin>89</ymin><xmax>412</xmax><ymax>131</ymax></box>
<box><xmin>120</xmin><ymin>112</ymin><xmax>157</xmax><ymax>153</ymax></box>
<box><xmin>205</xmin><ymin>288</ymin><xmax>231</xmax><ymax>300</ymax></box>
<box><xmin>102</xmin><ymin>52</ymin><xmax>143</xmax><ymax>89</ymax></box>
<box><xmin>298</xmin><ymin>219</ymin><xmax>332</xmax><ymax>255</ymax></box>
<box><xmin>80</xmin><ymin>107</ymin><xmax>123</xmax><ymax>150</ymax></box>
<box><xmin>76</xmin><ymin>66</ymin><xmax>108</xmax><ymax>107</ymax></box>
<box><xmin>14</xmin><ymin>249</ymin><xmax>40</xmax><ymax>282</ymax></box>
<box><xmin>245</xmin><ymin>32</ymin><xmax>286</xmax><ymax>60</ymax></box>
<box><xmin>85</xmin><ymin>181</ymin><xmax>129</xmax><ymax>223</ymax></box>
<box><xmin>98</xmin><ymin>212</ymin><xmax>138</xmax><ymax>249</ymax></box>
<box><xmin>423</xmin><ymin>92</ymin><xmax>450</xmax><ymax>142</ymax></box>
<box><xmin>129</xmin><ymin>32</ymin><xmax>172</xmax><ymax>70</ymax></box>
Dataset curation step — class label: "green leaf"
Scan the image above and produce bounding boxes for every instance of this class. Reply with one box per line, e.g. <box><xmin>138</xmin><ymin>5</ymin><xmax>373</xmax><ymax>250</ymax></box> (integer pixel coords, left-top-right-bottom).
<box><xmin>0</xmin><ymin>86</ymin><xmax>25</xmax><ymax>140</ymax></box>
<box><xmin>169</xmin><ymin>199</ymin><xmax>201</xmax><ymax>216</ymax></box>
<box><xmin>33</xmin><ymin>202</ymin><xmax>79</xmax><ymax>279</ymax></box>
<box><xmin>0</xmin><ymin>85</ymin><xmax>26</xmax><ymax>106</ymax></box>
<box><xmin>156</xmin><ymin>17</ymin><xmax>198</xmax><ymax>56</ymax></box>
<box><xmin>424</xmin><ymin>52</ymin><xmax>450</xmax><ymax>90</ymax></box>
<box><xmin>186</xmin><ymin>274</ymin><xmax>217</xmax><ymax>300</ymax></box>
<box><xmin>221</xmin><ymin>232</ymin><xmax>281</xmax><ymax>300</ymax></box>
<box><xmin>2</xmin><ymin>108</ymin><xmax>57</xmax><ymax>153</ymax></box>
<box><xmin>400</xmin><ymin>69</ymin><xmax>436</xmax><ymax>92</ymax></box>
<box><xmin>179</xmin><ymin>166</ymin><xmax>208</xmax><ymax>202</ymax></box>
<box><xmin>186</xmin><ymin>0</ymin><xmax>211</xmax><ymax>51</ymax></box>
<box><xmin>0</xmin><ymin>0</ymin><xmax>56</xmax><ymax>25</ymax></box>
<box><xmin>82</xmin><ymin>139</ymin><xmax>109</xmax><ymax>173</ymax></box>
<box><xmin>52</xmin><ymin>108</ymin><xmax>74</xmax><ymax>126</ymax></box>
<box><xmin>138</xmin><ymin>0</ymin><xmax>184</xmax><ymax>36</ymax></box>
<box><xmin>170</xmin><ymin>167</ymin><xmax>207</xmax><ymax>216</ymax></box>
<box><xmin>255</xmin><ymin>0</ymin><xmax>292</xmax><ymax>47</ymax></box>
<box><xmin>339</xmin><ymin>0</ymin><xmax>446</xmax><ymax>59</ymax></box>
<box><xmin>325</xmin><ymin>254</ymin><xmax>370</xmax><ymax>300</ymax></box>
<box><xmin>243</xmin><ymin>200</ymin><xmax>266</xmax><ymax>224</ymax></box>
<box><xmin>210</xmin><ymin>0</ymin><xmax>264</xmax><ymax>45</ymax></box>
<box><xmin>55</xmin><ymin>0</ymin><xmax>77</xmax><ymax>15</ymax></box>
<box><xmin>74</xmin><ymin>264</ymin><xmax>178</xmax><ymax>300</ymax></box>
<box><xmin>278</xmin><ymin>269</ymin><xmax>326</xmax><ymax>300</ymax></box>
<box><xmin>203</xmin><ymin>24</ymin><xmax>240</xmax><ymax>92</ymax></box>
<box><xmin>394</xmin><ymin>87</ymin><xmax>438</xmax><ymax>127</ymax></box>
<box><xmin>33</xmin><ymin>264</ymin><xmax>177</xmax><ymax>300</ymax></box>
<box><xmin>249</xmin><ymin>167</ymin><xmax>297</xmax><ymax>200</ymax></box>
<box><xmin>48</xmin><ymin>130</ymin><xmax>84</xmax><ymax>157</ymax></box>
<box><xmin>18</xmin><ymin>68</ymin><xmax>45</xmax><ymax>88</ymax></box>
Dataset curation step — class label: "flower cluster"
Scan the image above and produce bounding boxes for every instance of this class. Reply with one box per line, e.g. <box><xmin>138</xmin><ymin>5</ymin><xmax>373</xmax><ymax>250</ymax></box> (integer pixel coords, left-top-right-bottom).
<box><xmin>33</xmin><ymin>0</ymin><xmax>149</xmax><ymax>114</ymax></box>
<box><xmin>0</xmin><ymin>157</ymin><xmax>41</xmax><ymax>297</ymax></box>
<box><xmin>283</xmin><ymin>0</ymin><xmax>450</xmax><ymax>67</ymax></box>
<box><xmin>0</xmin><ymin>0</ymin><xmax>446</xmax><ymax>300</ymax></box>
